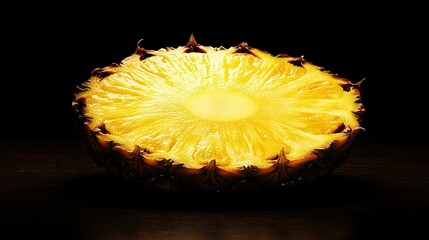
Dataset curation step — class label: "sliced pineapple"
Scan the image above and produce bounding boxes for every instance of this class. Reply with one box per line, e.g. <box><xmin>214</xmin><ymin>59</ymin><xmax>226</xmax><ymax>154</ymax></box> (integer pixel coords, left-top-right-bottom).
<box><xmin>73</xmin><ymin>35</ymin><xmax>364</xmax><ymax>191</ymax></box>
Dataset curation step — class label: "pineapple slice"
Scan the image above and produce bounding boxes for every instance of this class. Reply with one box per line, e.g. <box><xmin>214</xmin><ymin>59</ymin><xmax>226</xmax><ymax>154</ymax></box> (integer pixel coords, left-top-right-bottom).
<box><xmin>73</xmin><ymin>35</ymin><xmax>364</xmax><ymax>191</ymax></box>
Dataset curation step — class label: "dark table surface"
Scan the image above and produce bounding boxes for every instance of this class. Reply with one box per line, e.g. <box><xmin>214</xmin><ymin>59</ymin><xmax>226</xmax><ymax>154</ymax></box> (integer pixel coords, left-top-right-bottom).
<box><xmin>1</xmin><ymin>138</ymin><xmax>428</xmax><ymax>240</ymax></box>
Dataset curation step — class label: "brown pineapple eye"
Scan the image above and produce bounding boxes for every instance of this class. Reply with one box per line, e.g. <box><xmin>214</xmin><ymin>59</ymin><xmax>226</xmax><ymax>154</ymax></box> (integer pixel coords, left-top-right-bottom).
<box><xmin>72</xmin><ymin>34</ymin><xmax>365</xmax><ymax>192</ymax></box>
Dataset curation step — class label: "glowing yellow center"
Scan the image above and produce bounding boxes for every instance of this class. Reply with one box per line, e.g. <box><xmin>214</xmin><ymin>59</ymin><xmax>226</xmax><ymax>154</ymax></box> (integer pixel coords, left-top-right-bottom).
<box><xmin>184</xmin><ymin>91</ymin><xmax>259</xmax><ymax>121</ymax></box>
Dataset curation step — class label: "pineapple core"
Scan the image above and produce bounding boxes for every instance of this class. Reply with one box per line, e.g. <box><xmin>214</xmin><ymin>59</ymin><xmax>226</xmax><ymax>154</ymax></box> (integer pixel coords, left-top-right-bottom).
<box><xmin>77</xmin><ymin>45</ymin><xmax>360</xmax><ymax>170</ymax></box>
<box><xmin>184</xmin><ymin>91</ymin><xmax>258</xmax><ymax>121</ymax></box>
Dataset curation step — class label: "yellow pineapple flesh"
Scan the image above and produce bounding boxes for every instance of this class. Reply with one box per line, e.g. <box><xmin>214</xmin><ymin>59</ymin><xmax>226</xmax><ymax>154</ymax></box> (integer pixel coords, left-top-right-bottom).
<box><xmin>73</xmin><ymin>35</ymin><xmax>364</xmax><ymax>191</ymax></box>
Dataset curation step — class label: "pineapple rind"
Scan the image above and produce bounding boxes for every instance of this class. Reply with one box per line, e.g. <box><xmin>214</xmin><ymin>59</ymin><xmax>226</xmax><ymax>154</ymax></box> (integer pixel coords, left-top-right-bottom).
<box><xmin>72</xmin><ymin>36</ymin><xmax>365</xmax><ymax>191</ymax></box>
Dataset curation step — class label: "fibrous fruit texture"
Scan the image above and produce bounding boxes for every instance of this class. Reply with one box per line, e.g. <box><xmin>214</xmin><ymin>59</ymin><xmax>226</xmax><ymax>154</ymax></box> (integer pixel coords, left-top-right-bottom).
<box><xmin>72</xmin><ymin>34</ymin><xmax>365</xmax><ymax>192</ymax></box>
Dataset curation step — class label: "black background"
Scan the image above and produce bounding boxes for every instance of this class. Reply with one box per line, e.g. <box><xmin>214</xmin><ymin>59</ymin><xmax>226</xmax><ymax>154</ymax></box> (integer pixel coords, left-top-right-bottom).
<box><xmin>2</xmin><ymin>5</ymin><xmax>427</xmax><ymax>144</ymax></box>
<box><xmin>1</xmin><ymin>4</ymin><xmax>428</xmax><ymax>240</ymax></box>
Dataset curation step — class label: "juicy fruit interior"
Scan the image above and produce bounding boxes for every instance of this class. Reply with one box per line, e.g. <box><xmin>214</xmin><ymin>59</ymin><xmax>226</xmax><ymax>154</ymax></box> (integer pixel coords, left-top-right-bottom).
<box><xmin>77</xmin><ymin>45</ymin><xmax>360</xmax><ymax>170</ymax></box>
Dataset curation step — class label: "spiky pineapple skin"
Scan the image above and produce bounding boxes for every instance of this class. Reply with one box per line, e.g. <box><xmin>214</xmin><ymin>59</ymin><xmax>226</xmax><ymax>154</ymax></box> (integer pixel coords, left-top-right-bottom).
<box><xmin>72</xmin><ymin>38</ymin><xmax>365</xmax><ymax>192</ymax></box>
<box><xmin>73</xmin><ymin>102</ymin><xmax>363</xmax><ymax>192</ymax></box>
